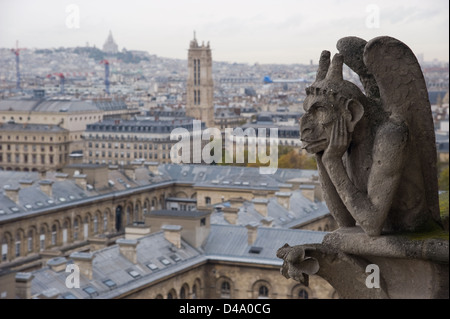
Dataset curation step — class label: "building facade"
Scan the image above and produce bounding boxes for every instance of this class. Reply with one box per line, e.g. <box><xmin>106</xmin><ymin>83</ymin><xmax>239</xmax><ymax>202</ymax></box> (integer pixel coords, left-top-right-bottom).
<box><xmin>0</xmin><ymin>123</ymin><xmax>70</xmax><ymax>172</ymax></box>
<box><xmin>0</xmin><ymin>164</ymin><xmax>337</xmax><ymax>299</ymax></box>
<box><xmin>82</xmin><ymin>119</ymin><xmax>206</xmax><ymax>165</ymax></box>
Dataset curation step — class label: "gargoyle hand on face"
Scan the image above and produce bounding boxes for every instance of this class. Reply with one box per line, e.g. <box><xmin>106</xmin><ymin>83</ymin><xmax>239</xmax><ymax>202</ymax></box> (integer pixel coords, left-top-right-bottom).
<box><xmin>323</xmin><ymin>115</ymin><xmax>351</xmax><ymax>161</ymax></box>
<box><xmin>276</xmin><ymin>243</ymin><xmax>319</xmax><ymax>286</ymax></box>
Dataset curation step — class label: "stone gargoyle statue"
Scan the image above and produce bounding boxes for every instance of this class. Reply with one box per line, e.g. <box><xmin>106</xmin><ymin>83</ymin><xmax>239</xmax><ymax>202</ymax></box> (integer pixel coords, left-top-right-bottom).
<box><xmin>276</xmin><ymin>37</ymin><xmax>447</xmax><ymax>298</ymax></box>
<box><xmin>299</xmin><ymin>36</ymin><xmax>443</xmax><ymax>237</ymax></box>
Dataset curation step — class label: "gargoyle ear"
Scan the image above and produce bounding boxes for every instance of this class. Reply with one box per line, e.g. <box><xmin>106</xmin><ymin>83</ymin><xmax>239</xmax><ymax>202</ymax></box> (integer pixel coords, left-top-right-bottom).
<box><xmin>345</xmin><ymin>99</ymin><xmax>364</xmax><ymax>133</ymax></box>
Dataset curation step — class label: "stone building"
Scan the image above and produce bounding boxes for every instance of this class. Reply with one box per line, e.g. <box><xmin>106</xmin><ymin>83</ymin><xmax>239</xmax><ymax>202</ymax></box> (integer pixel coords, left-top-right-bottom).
<box><xmin>0</xmin><ymin>123</ymin><xmax>70</xmax><ymax>172</ymax></box>
<box><xmin>0</xmin><ymin>95</ymin><xmax>103</xmax><ymax>155</ymax></box>
<box><xmin>0</xmin><ymin>164</ymin><xmax>337</xmax><ymax>299</ymax></box>
<box><xmin>0</xmin><ymin>95</ymin><xmax>138</xmax><ymax>171</ymax></box>
<box><xmin>82</xmin><ymin>119</ymin><xmax>206</xmax><ymax>165</ymax></box>
<box><xmin>186</xmin><ymin>33</ymin><xmax>215</xmax><ymax>128</ymax></box>
<box><xmin>22</xmin><ymin>210</ymin><xmax>335</xmax><ymax>299</ymax></box>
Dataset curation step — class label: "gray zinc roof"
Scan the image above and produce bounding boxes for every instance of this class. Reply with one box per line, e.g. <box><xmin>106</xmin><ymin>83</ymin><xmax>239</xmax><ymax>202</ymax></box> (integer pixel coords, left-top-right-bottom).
<box><xmin>29</xmin><ymin>224</ymin><xmax>326</xmax><ymax>299</ymax></box>
<box><xmin>30</xmin><ymin>231</ymin><xmax>204</xmax><ymax>299</ymax></box>
<box><xmin>204</xmin><ymin>224</ymin><xmax>326</xmax><ymax>265</ymax></box>
<box><xmin>0</xmin><ymin>98</ymin><xmax>99</xmax><ymax>113</ymax></box>
<box><xmin>210</xmin><ymin>190</ymin><xmax>329</xmax><ymax>228</ymax></box>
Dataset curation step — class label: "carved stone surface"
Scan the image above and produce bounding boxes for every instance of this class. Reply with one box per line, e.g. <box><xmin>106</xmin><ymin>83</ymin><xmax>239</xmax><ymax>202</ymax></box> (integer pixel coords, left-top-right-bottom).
<box><xmin>279</xmin><ymin>36</ymin><xmax>449</xmax><ymax>299</ymax></box>
<box><xmin>277</xmin><ymin>228</ymin><xmax>449</xmax><ymax>299</ymax></box>
<box><xmin>300</xmin><ymin>36</ymin><xmax>443</xmax><ymax>236</ymax></box>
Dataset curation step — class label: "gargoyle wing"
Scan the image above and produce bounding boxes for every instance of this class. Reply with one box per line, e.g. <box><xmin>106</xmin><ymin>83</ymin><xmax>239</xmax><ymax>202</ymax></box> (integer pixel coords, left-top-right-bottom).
<box><xmin>337</xmin><ymin>36</ymin><xmax>380</xmax><ymax>102</ymax></box>
<box><xmin>363</xmin><ymin>36</ymin><xmax>441</xmax><ymax>226</ymax></box>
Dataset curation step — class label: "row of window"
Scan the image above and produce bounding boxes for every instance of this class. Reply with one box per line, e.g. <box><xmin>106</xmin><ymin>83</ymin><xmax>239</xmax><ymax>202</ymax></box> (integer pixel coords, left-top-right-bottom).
<box><xmin>0</xmin><ymin>198</ymin><xmax>168</xmax><ymax>263</ymax></box>
<box><xmin>87</xmin><ymin>142</ymin><xmax>171</xmax><ymax>150</ymax></box>
<box><xmin>0</xmin><ymin>144</ymin><xmax>67</xmax><ymax>152</ymax></box>
<box><xmin>0</xmin><ymin>153</ymin><xmax>64</xmax><ymax>165</ymax></box>
<box><xmin>87</xmin><ymin>125</ymin><xmax>176</xmax><ymax>133</ymax></box>
<box><xmin>158</xmin><ymin>280</ymin><xmax>309</xmax><ymax>299</ymax></box>
<box><xmin>87</xmin><ymin>151</ymin><xmax>169</xmax><ymax>160</ymax></box>
<box><xmin>1</xmin><ymin>115</ymin><xmax>99</xmax><ymax>122</ymax></box>
<box><xmin>69</xmin><ymin>115</ymin><xmax>100</xmax><ymax>122</ymax></box>
<box><xmin>0</xmin><ymin>135</ymin><xmax>66</xmax><ymax>142</ymax></box>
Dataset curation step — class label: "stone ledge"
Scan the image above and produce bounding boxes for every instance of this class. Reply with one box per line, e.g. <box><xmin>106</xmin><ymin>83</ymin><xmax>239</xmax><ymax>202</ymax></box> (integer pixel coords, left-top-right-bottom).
<box><xmin>323</xmin><ymin>227</ymin><xmax>449</xmax><ymax>262</ymax></box>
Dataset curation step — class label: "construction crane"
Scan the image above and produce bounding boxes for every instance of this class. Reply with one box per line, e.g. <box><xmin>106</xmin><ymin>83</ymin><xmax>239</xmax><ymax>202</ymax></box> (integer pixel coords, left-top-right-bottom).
<box><xmin>46</xmin><ymin>73</ymin><xmax>65</xmax><ymax>94</ymax></box>
<box><xmin>11</xmin><ymin>40</ymin><xmax>26</xmax><ymax>90</ymax></box>
<box><xmin>100</xmin><ymin>59</ymin><xmax>110</xmax><ymax>94</ymax></box>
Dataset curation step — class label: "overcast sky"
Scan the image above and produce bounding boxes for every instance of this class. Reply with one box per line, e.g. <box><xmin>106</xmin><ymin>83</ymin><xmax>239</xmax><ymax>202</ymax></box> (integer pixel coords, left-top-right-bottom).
<box><xmin>0</xmin><ymin>0</ymin><xmax>448</xmax><ymax>64</ymax></box>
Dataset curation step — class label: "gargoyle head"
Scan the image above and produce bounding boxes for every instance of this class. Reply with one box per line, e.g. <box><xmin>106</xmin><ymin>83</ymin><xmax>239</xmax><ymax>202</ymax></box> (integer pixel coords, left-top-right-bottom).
<box><xmin>276</xmin><ymin>243</ymin><xmax>320</xmax><ymax>285</ymax></box>
<box><xmin>300</xmin><ymin>51</ymin><xmax>368</xmax><ymax>154</ymax></box>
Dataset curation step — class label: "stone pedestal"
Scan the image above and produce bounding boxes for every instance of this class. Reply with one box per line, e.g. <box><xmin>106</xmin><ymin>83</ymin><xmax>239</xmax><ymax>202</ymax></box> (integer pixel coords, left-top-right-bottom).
<box><xmin>278</xmin><ymin>227</ymin><xmax>449</xmax><ymax>299</ymax></box>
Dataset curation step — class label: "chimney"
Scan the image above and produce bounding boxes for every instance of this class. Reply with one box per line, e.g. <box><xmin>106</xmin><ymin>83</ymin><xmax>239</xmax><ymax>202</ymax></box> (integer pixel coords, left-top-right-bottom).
<box><xmin>162</xmin><ymin>225</ymin><xmax>182</xmax><ymax>249</ymax></box>
<box><xmin>279</xmin><ymin>183</ymin><xmax>294</xmax><ymax>193</ymax></box>
<box><xmin>246</xmin><ymin>222</ymin><xmax>259</xmax><ymax>245</ymax></box>
<box><xmin>131</xmin><ymin>160</ymin><xmax>144</xmax><ymax>168</ymax></box>
<box><xmin>117</xmin><ymin>238</ymin><xmax>138</xmax><ymax>264</ymax></box>
<box><xmin>229</xmin><ymin>197</ymin><xmax>245</xmax><ymax>209</ymax></box>
<box><xmin>47</xmin><ymin>257</ymin><xmax>67</xmax><ymax>272</ymax></box>
<box><xmin>145</xmin><ymin>162</ymin><xmax>159</xmax><ymax>175</ymax></box>
<box><xmin>4</xmin><ymin>185</ymin><xmax>20</xmax><ymax>204</ymax></box>
<box><xmin>36</xmin><ymin>288</ymin><xmax>60</xmax><ymax>299</ymax></box>
<box><xmin>125</xmin><ymin>224</ymin><xmax>151</xmax><ymax>240</ymax></box>
<box><xmin>19</xmin><ymin>179</ymin><xmax>34</xmax><ymax>189</ymax></box>
<box><xmin>124</xmin><ymin>166</ymin><xmax>136</xmax><ymax>180</ymax></box>
<box><xmin>55</xmin><ymin>173</ymin><xmax>69</xmax><ymax>181</ymax></box>
<box><xmin>39</xmin><ymin>170</ymin><xmax>47</xmax><ymax>179</ymax></box>
<box><xmin>252</xmin><ymin>190</ymin><xmax>268</xmax><ymax>200</ymax></box>
<box><xmin>74</xmin><ymin>174</ymin><xmax>87</xmax><ymax>191</ymax></box>
<box><xmin>261</xmin><ymin>217</ymin><xmax>274</xmax><ymax>227</ymax></box>
<box><xmin>15</xmin><ymin>272</ymin><xmax>34</xmax><ymax>299</ymax></box>
<box><xmin>223</xmin><ymin>206</ymin><xmax>239</xmax><ymax>225</ymax></box>
<box><xmin>39</xmin><ymin>180</ymin><xmax>53</xmax><ymax>197</ymax></box>
<box><xmin>108</xmin><ymin>165</ymin><xmax>119</xmax><ymax>171</ymax></box>
<box><xmin>252</xmin><ymin>198</ymin><xmax>269</xmax><ymax>217</ymax></box>
<box><xmin>70</xmin><ymin>252</ymin><xmax>94</xmax><ymax>280</ymax></box>
<box><xmin>298</xmin><ymin>175</ymin><xmax>323</xmax><ymax>202</ymax></box>
<box><xmin>276</xmin><ymin>192</ymin><xmax>292</xmax><ymax>210</ymax></box>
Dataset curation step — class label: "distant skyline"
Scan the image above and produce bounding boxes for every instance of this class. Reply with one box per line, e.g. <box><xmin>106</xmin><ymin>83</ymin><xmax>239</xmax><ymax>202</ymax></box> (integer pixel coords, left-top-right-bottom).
<box><xmin>0</xmin><ymin>0</ymin><xmax>448</xmax><ymax>64</ymax></box>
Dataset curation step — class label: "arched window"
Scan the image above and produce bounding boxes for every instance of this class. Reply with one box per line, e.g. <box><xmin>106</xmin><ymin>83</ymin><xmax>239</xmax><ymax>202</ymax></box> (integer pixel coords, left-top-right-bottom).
<box><xmin>93</xmin><ymin>215</ymin><xmax>99</xmax><ymax>234</ymax></box>
<box><xmin>15</xmin><ymin>232</ymin><xmax>21</xmax><ymax>257</ymax></box>
<box><xmin>115</xmin><ymin>206</ymin><xmax>123</xmax><ymax>232</ymax></box>
<box><xmin>40</xmin><ymin>227</ymin><xmax>46</xmax><ymax>251</ymax></box>
<box><xmin>151</xmin><ymin>199</ymin><xmax>156</xmax><ymax>210</ymax></box>
<box><xmin>1</xmin><ymin>236</ymin><xmax>8</xmax><ymax>261</ymax></box>
<box><xmin>180</xmin><ymin>286</ymin><xmax>186</xmax><ymax>299</ymax></box>
<box><xmin>83</xmin><ymin>216</ymin><xmax>89</xmax><ymax>239</ymax></box>
<box><xmin>220</xmin><ymin>281</ymin><xmax>231</xmax><ymax>298</ymax></box>
<box><xmin>74</xmin><ymin>218</ymin><xmax>79</xmax><ymax>240</ymax></box>
<box><xmin>298</xmin><ymin>289</ymin><xmax>309</xmax><ymax>299</ymax></box>
<box><xmin>51</xmin><ymin>225</ymin><xmax>57</xmax><ymax>246</ymax></box>
<box><xmin>27</xmin><ymin>230</ymin><xmax>33</xmax><ymax>253</ymax></box>
<box><xmin>126</xmin><ymin>206</ymin><xmax>131</xmax><ymax>225</ymax></box>
<box><xmin>134</xmin><ymin>204</ymin><xmax>140</xmax><ymax>222</ymax></box>
<box><xmin>63</xmin><ymin>221</ymin><xmax>69</xmax><ymax>244</ymax></box>
<box><xmin>258</xmin><ymin>285</ymin><xmax>269</xmax><ymax>298</ymax></box>
<box><xmin>103</xmin><ymin>213</ymin><xmax>108</xmax><ymax>232</ymax></box>
<box><xmin>192</xmin><ymin>284</ymin><xmax>197</xmax><ymax>299</ymax></box>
